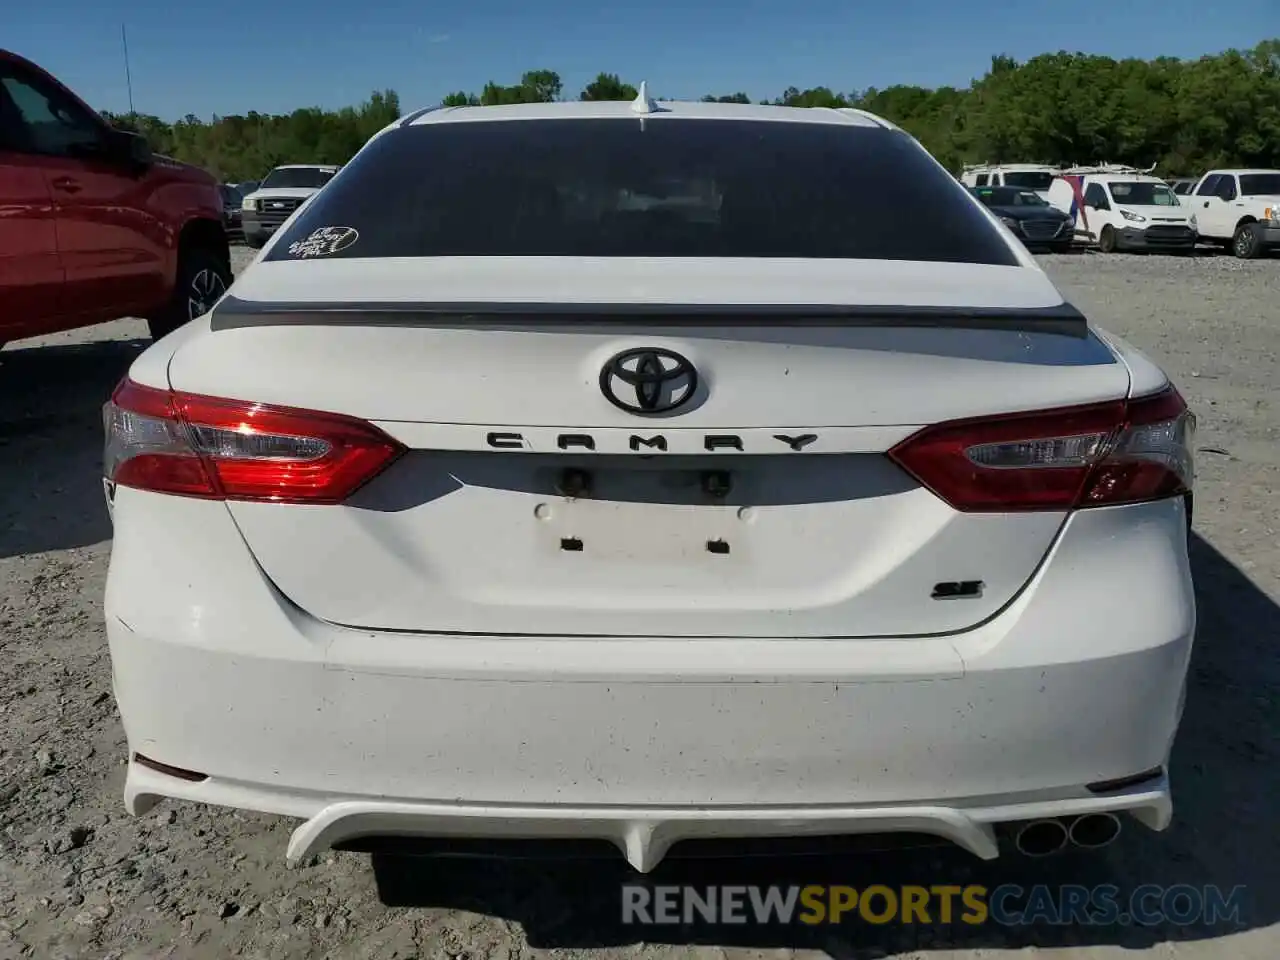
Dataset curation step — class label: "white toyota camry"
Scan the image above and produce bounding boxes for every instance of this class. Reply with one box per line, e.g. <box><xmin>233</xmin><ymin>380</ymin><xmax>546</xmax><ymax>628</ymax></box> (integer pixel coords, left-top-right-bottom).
<box><xmin>103</xmin><ymin>93</ymin><xmax>1197</xmax><ymax>871</ymax></box>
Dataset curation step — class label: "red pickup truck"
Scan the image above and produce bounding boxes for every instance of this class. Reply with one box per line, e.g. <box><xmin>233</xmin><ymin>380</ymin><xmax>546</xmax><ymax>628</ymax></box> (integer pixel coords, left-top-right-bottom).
<box><xmin>1</xmin><ymin>49</ymin><xmax>231</xmax><ymax>348</ymax></box>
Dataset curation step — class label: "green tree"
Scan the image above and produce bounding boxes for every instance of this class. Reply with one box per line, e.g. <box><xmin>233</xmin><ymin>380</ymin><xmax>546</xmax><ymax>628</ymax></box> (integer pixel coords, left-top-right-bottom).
<box><xmin>478</xmin><ymin>70</ymin><xmax>563</xmax><ymax>105</ymax></box>
<box><xmin>774</xmin><ymin>86</ymin><xmax>848</xmax><ymax>108</ymax></box>
<box><xmin>521</xmin><ymin>70</ymin><xmax>564</xmax><ymax>102</ymax></box>
<box><xmin>94</xmin><ymin>40</ymin><xmax>1280</xmax><ymax>181</ymax></box>
<box><xmin>442</xmin><ymin>91</ymin><xmax>480</xmax><ymax>106</ymax></box>
<box><xmin>580</xmin><ymin>73</ymin><xmax>638</xmax><ymax>101</ymax></box>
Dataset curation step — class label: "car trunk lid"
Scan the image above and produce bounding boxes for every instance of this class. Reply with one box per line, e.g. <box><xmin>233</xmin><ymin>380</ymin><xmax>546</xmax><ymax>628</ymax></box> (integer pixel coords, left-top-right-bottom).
<box><xmin>166</xmin><ymin>257</ymin><xmax>1131</xmax><ymax>638</ymax></box>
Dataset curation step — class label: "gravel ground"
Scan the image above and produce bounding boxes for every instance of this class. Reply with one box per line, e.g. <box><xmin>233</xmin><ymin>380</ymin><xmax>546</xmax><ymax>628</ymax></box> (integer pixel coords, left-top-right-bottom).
<box><xmin>1</xmin><ymin>247</ymin><xmax>1277</xmax><ymax>960</ymax></box>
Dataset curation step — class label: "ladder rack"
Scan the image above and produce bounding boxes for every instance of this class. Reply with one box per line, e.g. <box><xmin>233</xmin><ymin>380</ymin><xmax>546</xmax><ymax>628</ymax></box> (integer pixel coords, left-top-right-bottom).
<box><xmin>1059</xmin><ymin>162</ymin><xmax>1158</xmax><ymax>175</ymax></box>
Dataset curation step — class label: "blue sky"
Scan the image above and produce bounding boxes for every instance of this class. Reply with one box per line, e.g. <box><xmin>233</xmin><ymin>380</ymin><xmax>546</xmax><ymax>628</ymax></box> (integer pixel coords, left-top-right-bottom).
<box><xmin>6</xmin><ymin>0</ymin><xmax>1276</xmax><ymax>120</ymax></box>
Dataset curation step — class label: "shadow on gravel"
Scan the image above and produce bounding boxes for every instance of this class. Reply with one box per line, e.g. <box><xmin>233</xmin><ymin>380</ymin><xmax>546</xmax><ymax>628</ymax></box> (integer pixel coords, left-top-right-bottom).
<box><xmin>370</xmin><ymin>532</ymin><xmax>1278</xmax><ymax>955</ymax></box>
<box><xmin>0</xmin><ymin>338</ymin><xmax>147</xmax><ymax>558</ymax></box>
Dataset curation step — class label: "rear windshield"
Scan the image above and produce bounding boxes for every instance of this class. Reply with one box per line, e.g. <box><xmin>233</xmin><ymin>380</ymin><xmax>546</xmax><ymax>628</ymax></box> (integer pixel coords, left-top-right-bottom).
<box><xmin>1001</xmin><ymin>171</ymin><xmax>1055</xmax><ymax>190</ymax></box>
<box><xmin>260</xmin><ymin>167</ymin><xmax>337</xmax><ymax>190</ymax></box>
<box><xmin>266</xmin><ymin>119</ymin><xmax>1018</xmax><ymax>265</ymax></box>
<box><xmin>1240</xmin><ymin>173</ymin><xmax>1280</xmax><ymax>196</ymax></box>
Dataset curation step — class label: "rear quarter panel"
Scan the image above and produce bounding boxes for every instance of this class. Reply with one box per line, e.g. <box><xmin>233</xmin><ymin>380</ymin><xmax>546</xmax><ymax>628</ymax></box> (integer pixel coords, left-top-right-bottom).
<box><xmin>1090</xmin><ymin>327</ymin><xmax>1171</xmax><ymax>397</ymax></box>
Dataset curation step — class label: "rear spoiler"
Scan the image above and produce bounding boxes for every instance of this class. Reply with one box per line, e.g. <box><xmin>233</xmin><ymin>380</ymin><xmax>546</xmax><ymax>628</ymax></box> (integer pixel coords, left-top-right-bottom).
<box><xmin>209</xmin><ymin>294</ymin><xmax>1089</xmax><ymax>338</ymax></box>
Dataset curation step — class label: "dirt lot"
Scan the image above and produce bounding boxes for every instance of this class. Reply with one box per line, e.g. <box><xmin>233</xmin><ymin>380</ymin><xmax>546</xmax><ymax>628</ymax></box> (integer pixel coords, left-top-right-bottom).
<box><xmin>1</xmin><ymin>248</ymin><xmax>1277</xmax><ymax>960</ymax></box>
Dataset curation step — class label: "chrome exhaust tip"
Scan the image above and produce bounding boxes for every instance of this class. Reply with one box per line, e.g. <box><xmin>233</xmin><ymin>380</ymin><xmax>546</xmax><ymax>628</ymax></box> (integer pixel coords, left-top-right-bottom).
<box><xmin>1068</xmin><ymin>812</ymin><xmax>1122</xmax><ymax>849</ymax></box>
<box><xmin>1014</xmin><ymin>819</ymin><xmax>1069</xmax><ymax>857</ymax></box>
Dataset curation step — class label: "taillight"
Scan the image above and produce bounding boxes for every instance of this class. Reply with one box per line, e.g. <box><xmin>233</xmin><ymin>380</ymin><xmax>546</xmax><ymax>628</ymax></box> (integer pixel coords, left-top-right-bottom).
<box><xmin>103</xmin><ymin>379</ymin><xmax>404</xmax><ymax>503</ymax></box>
<box><xmin>888</xmin><ymin>387</ymin><xmax>1194</xmax><ymax>512</ymax></box>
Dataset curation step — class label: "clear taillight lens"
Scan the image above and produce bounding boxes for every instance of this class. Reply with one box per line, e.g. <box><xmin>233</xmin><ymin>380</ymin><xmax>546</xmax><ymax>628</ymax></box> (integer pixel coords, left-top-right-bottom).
<box><xmin>103</xmin><ymin>381</ymin><xmax>217</xmax><ymax>497</ymax></box>
<box><xmin>1079</xmin><ymin>388</ymin><xmax>1194</xmax><ymax>507</ymax></box>
<box><xmin>965</xmin><ymin>433</ymin><xmax>1112</xmax><ymax>469</ymax></box>
<box><xmin>103</xmin><ymin>379</ymin><xmax>404</xmax><ymax>503</ymax></box>
<box><xmin>889</xmin><ymin>387</ymin><xmax>1193</xmax><ymax>512</ymax></box>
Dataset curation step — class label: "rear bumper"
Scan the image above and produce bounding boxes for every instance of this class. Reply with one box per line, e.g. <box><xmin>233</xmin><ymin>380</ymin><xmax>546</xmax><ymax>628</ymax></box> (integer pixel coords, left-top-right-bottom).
<box><xmin>125</xmin><ymin>761</ymin><xmax>1172</xmax><ymax>870</ymax></box>
<box><xmin>105</xmin><ymin>491</ymin><xmax>1196</xmax><ymax>869</ymax></box>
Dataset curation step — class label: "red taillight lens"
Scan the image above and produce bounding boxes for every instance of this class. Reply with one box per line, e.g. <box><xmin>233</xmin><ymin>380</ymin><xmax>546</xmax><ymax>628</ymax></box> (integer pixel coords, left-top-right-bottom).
<box><xmin>104</xmin><ymin>379</ymin><xmax>404</xmax><ymax>503</ymax></box>
<box><xmin>888</xmin><ymin>387</ymin><xmax>1194</xmax><ymax>512</ymax></box>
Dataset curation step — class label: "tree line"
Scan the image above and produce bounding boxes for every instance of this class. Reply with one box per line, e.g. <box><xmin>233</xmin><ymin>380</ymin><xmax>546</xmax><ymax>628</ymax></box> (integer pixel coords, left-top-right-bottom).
<box><xmin>103</xmin><ymin>40</ymin><xmax>1280</xmax><ymax>183</ymax></box>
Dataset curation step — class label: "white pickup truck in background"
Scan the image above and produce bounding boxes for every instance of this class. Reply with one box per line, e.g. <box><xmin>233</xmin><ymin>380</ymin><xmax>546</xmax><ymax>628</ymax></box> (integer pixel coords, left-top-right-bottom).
<box><xmin>1186</xmin><ymin>169</ymin><xmax>1280</xmax><ymax>258</ymax></box>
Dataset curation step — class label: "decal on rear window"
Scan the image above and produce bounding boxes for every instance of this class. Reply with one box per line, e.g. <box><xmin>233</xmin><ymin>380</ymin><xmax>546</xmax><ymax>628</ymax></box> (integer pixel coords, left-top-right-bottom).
<box><xmin>286</xmin><ymin>226</ymin><xmax>359</xmax><ymax>259</ymax></box>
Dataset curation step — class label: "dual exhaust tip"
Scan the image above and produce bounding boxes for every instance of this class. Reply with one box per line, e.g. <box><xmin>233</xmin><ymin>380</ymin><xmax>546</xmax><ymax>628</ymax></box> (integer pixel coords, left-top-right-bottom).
<box><xmin>1013</xmin><ymin>813</ymin><xmax>1122</xmax><ymax>856</ymax></box>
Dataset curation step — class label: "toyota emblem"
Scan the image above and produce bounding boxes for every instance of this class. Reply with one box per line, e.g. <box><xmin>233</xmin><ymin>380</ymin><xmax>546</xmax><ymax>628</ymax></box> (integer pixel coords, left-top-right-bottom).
<box><xmin>599</xmin><ymin>348</ymin><xmax>699</xmax><ymax>415</ymax></box>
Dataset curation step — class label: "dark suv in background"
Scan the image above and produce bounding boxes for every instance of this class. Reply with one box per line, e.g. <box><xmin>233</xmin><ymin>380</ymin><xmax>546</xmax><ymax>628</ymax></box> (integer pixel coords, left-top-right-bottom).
<box><xmin>220</xmin><ymin>183</ymin><xmax>244</xmax><ymax>241</ymax></box>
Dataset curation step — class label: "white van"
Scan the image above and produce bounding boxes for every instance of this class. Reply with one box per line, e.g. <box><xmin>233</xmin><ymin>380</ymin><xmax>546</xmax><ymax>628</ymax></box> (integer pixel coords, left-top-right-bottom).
<box><xmin>960</xmin><ymin>164</ymin><xmax>1058</xmax><ymax>198</ymax></box>
<box><xmin>1047</xmin><ymin>169</ymin><xmax>1197</xmax><ymax>253</ymax></box>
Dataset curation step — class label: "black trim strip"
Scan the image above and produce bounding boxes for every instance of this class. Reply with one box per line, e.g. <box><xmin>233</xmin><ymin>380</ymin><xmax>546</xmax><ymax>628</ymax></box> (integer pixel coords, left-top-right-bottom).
<box><xmin>210</xmin><ymin>294</ymin><xmax>1089</xmax><ymax>337</ymax></box>
<box><xmin>1085</xmin><ymin>767</ymin><xmax>1165</xmax><ymax>794</ymax></box>
<box><xmin>133</xmin><ymin>752</ymin><xmax>209</xmax><ymax>782</ymax></box>
<box><xmin>398</xmin><ymin>104</ymin><xmax>447</xmax><ymax>127</ymax></box>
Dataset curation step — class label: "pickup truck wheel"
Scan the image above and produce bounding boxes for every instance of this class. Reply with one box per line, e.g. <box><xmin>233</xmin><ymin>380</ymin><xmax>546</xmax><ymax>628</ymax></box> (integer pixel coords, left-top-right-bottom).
<box><xmin>1232</xmin><ymin>222</ymin><xmax>1262</xmax><ymax>259</ymax></box>
<box><xmin>148</xmin><ymin>248</ymin><xmax>232</xmax><ymax>340</ymax></box>
<box><xmin>1097</xmin><ymin>226</ymin><xmax>1117</xmax><ymax>253</ymax></box>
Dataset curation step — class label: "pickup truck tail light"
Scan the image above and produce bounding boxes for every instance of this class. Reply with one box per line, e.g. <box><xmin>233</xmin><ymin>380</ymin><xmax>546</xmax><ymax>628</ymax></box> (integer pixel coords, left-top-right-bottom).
<box><xmin>103</xmin><ymin>379</ymin><xmax>404</xmax><ymax>503</ymax></box>
<box><xmin>888</xmin><ymin>387</ymin><xmax>1194</xmax><ymax>512</ymax></box>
